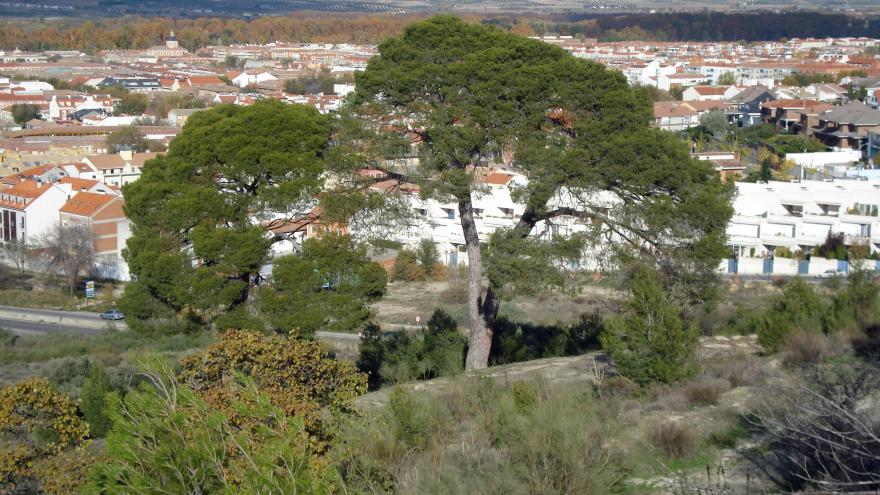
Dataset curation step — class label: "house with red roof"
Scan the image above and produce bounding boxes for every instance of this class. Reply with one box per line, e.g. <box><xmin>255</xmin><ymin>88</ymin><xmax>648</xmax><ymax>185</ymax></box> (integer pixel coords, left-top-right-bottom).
<box><xmin>0</xmin><ymin>179</ymin><xmax>73</xmax><ymax>244</ymax></box>
<box><xmin>682</xmin><ymin>85</ymin><xmax>743</xmax><ymax>102</ymax></box>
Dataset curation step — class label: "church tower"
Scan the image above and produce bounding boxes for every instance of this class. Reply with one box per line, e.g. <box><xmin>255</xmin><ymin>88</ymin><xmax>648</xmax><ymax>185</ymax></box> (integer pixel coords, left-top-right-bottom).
<box><xmin>166</xmin><ymin>31</ymin><xmax>179</xmax><ymax>49</ymax></box>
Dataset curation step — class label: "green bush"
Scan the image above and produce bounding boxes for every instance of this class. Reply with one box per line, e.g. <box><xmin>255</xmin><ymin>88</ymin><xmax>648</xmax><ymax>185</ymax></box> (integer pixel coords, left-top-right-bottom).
<box><xmin>337</xmin><ymin>378</ymin><xmax>629</xmax><ymax>494</ymax></box>
<box><xmin>416</xmin><ymin>239</ymin><xmax>439</xmax><ymax>274</ymax></box>
<box><xmin>79</xmin><ymin>363</ymin><xmax>113</xmax><ymax>438</ymax></box>
<box><xmin>601</xmin><ymin>267</ymin><xmax>698</xmax><ymax>385</ymax></box>
<box><xmin>755</xmin><ymin>278</ymin><xmax>827</xmax><ymax>352</ymax></box>
<box><xmin>490</xmin><ymin>312</ymin><xmax>604</xmax><ymax>365</ymax></box>
<box><xmin>357</xmin><ymin>309</ymin><xmax>466</xmax><ymax>389</ymax></box>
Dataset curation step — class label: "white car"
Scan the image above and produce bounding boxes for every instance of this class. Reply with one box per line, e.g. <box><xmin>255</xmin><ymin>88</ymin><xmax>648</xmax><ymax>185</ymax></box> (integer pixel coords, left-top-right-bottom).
<box><xmin>817</xmin><ymin>269</ymin><xmax>845</xmax><ymax>278</ymax></box>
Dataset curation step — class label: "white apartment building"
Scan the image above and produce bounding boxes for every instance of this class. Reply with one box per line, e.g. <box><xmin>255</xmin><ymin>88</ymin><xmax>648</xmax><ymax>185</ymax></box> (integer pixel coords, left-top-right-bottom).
<box><xmin>727</xmin><ymin>180</ymin><xmax>880</xmax><ymax>259</ymax></box>
<box><xmin>0</xmin><ymin>179</ymin><xmax>73</xmax><ymax>244</ymax></box>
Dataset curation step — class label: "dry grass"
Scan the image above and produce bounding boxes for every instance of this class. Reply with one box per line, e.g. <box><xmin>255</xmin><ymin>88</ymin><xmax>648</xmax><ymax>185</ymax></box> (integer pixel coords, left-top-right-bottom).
<box><xmin>701</xmin><ymin>353</ymin><xmax>768</xmax><ymax>388</ymax></box>
<box><xmin>779</xmin><ymin>330</ymin><xmax>831</xmax><ymax>368</ymax></box>
<box><xmin>683</xmin><ymin>377</ymin><xmax>731</xmax><ymax>407</ymax></box>
<box><xmin>647</xmin><ymin>421</ymin><xmax>697</xmax><ymax>459</ymax></box>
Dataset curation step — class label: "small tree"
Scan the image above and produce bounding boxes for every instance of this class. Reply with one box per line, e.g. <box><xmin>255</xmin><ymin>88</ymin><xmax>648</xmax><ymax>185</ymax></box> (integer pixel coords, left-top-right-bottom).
<box><xmin>37</xmin><ymin>222</ymin><xmax>94</xmax><ymax>294</ymax></box>
<box><xmin>105</xmin><ymin>126</ymin><xmax>150</xmax><ymax>153</ymax></box>
<box><xmin>391</xmin><ymin>249</ymin><xmax>425</xmax><ymax>282</ymax></box>
<box><xmin>283</xmin><ymin>78</ymin><xmax>307</xmax><ymax>94</ymax></box>
<box><xmin>600</xmin><ymin>267</ymin><xmax>698</xmax><ymax>385</ymax></box>
<box><xmin>700</xmin><ymin>109</ymin><xmax>731</xmax><ymax>137</ymax></box>
<box><xmin>79</xmin><ymin>363</ymin><xmax>113</xmax><ymax>438</ymax></box>
<box><xmin>717</xmin><ymin>72</ymin><xmax>736</xmax><ymax>85</ymax></box>
<box><xmin>10</xmin><ymin>103</ymin><xmax>41</xmax><ymax>125</ymax></box>
<box><xmin>0</xmin><ymin>239</ymin><xmax>33</xmax><ymax>278</ymax></box>
<box><xmin>416</xmin><ymin>239</ymin><xmax>439</xmax><ymax>274</ymax></box>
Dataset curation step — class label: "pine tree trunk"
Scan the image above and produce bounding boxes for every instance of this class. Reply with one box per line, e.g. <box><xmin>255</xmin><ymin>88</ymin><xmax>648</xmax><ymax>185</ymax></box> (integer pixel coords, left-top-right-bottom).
<box><xmin>459</xmin><ymin>195</ymin><xmax>492</xmax><ymax>371</ymax></box>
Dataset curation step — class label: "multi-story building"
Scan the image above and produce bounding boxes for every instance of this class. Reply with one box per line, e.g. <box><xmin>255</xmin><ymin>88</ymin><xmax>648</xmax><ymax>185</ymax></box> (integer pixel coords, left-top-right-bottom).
<box><xmin>0</xmin><ymin>179</ymin><xmax>73</xmax><ymax>244</ymax></box>
<box><xmin>726</xmin><ymin>180</ymin><xmax>880</xmax><ymax>260</ymax></box>
<box><xmin>59</xmin><ymin>191</ymin><xmax>131</xmax><ymax>280</ymax></box>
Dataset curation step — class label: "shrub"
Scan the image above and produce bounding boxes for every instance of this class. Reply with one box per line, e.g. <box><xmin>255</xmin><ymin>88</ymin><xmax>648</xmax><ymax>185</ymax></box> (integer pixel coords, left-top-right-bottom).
<box><xmin>416</xmin><ymin>239</ymin><xmax>439</xmax><ymax>273</ymax></box>
<box><xmin>430</xmin><ymin>262</ymin><xmax>449</xmax><ymax>281</ymax></box>
<box><xmin>178</xmin><ymin>329</ymin><xmax>367</xmax><ymax>451</ymax></box>
<box><xmin>601</xmin><ymin>267</ymin><xmax>698</xmax><ymax>385</ymax></box>
<box><xmin>439</xmin><ymin>282</ymin><xmax>467</xmax><ymax>304</ymax></box>
<box><xmin>648</xmin><ymin>421</ymin><xmax>697</xmax><ymax>459</ymax></box>
<box><xmin>701</xmin><ymin>353</ymin><xmax>767</xmax><ymax>388</ymax></box>
<box><xmin>752</xmin><ymin>360</ymin><xmax>880</xmax><ymax>491</ymax></box>
<box><xmin>779</xmin><ymin>330</ymin><xmax>832</xmax><ymax>368</ymax></box>
<box><xmin>707</xmin><ymin>422</ymin><xmax>747</xmax><ymax>449</ymax></box>
<box><xmin>683</xmin><ymin>377</ymin><xmax>731</xmax><ymax>406</ymax></box>
<box><xmin>490</xmin><ymin>313</ymin><xmax>604</xmax><ymax>365</ymax></box>
<box><xmin>392</xmin><ymin>249</ymin><xmax>425</xmax><ymax>282</ymax></box>
<box><xmin>86</xmin><ymin>357</ymin><xmax>337</xmax><ymax>494</ymax></box>
<box><xmin>338</xmin><ymin>379</ymin><xmax>629</xmax><ymax>494</ymax></box>
<box><xmin>755</xmin><ymin>278</ymin><xmax>826</xmax><ymax>353</ymax></box>
<box><xmin>357</xmin><ymin>309</ymin><xmax>467</xmax><ymax>389</ymax></box>
<box><xmin>79</xmin><ymin>363</ymin><xmax>113</xmax><ymax>438</ymax></box>
<box><xmin>420</xmin><ymin>309</ymin><xmax>467</xmax><ymax>378</ymax></box>
<box><xmin>0</xmin><ymin>328</ymin><xmax>16</xmax><ymax>346</ymax></box>
<box><xmin>0</xmin><ymin>378</ymin><xmax>91</xmax><ymax>492</ymax></box>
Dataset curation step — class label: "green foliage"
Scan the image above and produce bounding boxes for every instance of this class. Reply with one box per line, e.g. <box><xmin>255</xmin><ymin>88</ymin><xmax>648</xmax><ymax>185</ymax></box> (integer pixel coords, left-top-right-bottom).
<box><xmin>337</xmin><ymin>378</ymin><xmax>629</xmax><ymax>494</ymax></box>
<box><xmin>757</xmin><ymin>279</ymin><xmax>824</xmax><ymax>352</ymax></box>
<box><xmin>120</xmin><ymin>100</ymin><xmax>331</xmax><ymax>331</ymax></box>
<box><xmin>601</xmin><ymin>267</ymin><xmax>698</xmax><ymax>385</ymax></box>
<box><xmin>86</xmin><ymin>357</ymin><xmax>338</xmax><ymax>494</ymax></box>
<box><xmin>357</xmin><ymin>309</ymin><xmax>467</xmax><ymax>389</ymax></box>
<box><xmin>282</xmin><ymin>68</ymin><xmax>348</xmax><ymax>95</ymax></box>
<box><xmin>717</xmin><ymin>72</ymin><xmax>737</xmax><ymax>85</ymax></box>
<box><xmin>105</xmin><ymin>125</ymin><xmax>152</xmax><ymax>153</ymax></box>
<box><xmin>752</xmin><ymin>278</ymin><xmax>834</xmax><ymax>353</ymax></box>
<box><xmin>354</xmin><ymin>16</ymin><xmax>732</xmax><ymax>369</ymax></box>
<box><xmin>260</xmin><ymin>233</ymin><xmax>387</xmax><ymax>336</ymax></box>
<box><xmin>781</xmin><ymin>72</ymin><xmax>838</xmax><ymax>87</ymax></box>
<box><xmin>490</xmin><ymin>312</ymin><xmax>604</xmax><ymax>364</ymax></box>
<box><xmin>815</xmin><ymin>232</ymin><xmax>849</xmax><ymax>260</ymax></box>
<box><xmin>178</xmin><ymin>329</ymin><xmax>367</xmax><ymax>451</ymax></box>
<box><xmin>10</xmin><ymin>103</ymin><xmax>41</xmax><ymax>125</ymax></box>
<box><xmin>699</xmin><ymin>109</ymin><xmax>730</xmax><ymax>136</ymax></box>
<box><xmin>769</xmin><ymin>134</ymin><xmax>826</xmax><ymax>154</ymax></box>
<box><xmin>147</xmin><ymin>92</ymin><xmax>206</xmax><ymax>117</ymax></box>
<box><xmin>416</xmin><ymin>239</ymin><xmax>439</xmax><ymax>273</ymax></box>
<box><xmin>108</xmin><ymin>86</ymin><xmax>148</xmax><ymax>115</ymax></box>
<box><xmin>79</xmin><ymin>363</ymin><xmax>113</xmax><ymax>438</ymax></box>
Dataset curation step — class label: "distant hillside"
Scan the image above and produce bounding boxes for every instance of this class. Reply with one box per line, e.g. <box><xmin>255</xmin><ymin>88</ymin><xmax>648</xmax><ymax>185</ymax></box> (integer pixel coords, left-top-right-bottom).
<box><xmin>1</xmin><ymin>11</ymin><xmax>879</xmax><ymax>52</ymax></box>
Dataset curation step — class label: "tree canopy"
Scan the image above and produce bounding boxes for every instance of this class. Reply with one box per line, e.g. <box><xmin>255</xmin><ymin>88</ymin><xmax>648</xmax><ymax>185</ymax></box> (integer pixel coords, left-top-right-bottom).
<box><xmin>259</xmin><ymin>233</ymin><xmax>387</xmax><ymax>336</ymax></box>
<box><xmin>352</xmin><ymin>16</ymin><xmax>733</xmax><ymax>370</ymax></box>
<box><xmin>120</xmin><ymin>100</ymin><xmax>331</xmax><ymax>332</ymax></box>
<box><xmin>10</xmin><ymin>104</ymin><xmax>41</xmax><ymax>125</ymax></box>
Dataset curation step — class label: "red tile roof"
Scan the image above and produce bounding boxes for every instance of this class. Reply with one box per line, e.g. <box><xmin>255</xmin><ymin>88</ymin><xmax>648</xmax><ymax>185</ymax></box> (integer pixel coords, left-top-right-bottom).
<box><xmin>59</xmin><ymin>192</ymin><xmax>118</xmax><ymax>217</ymax></box>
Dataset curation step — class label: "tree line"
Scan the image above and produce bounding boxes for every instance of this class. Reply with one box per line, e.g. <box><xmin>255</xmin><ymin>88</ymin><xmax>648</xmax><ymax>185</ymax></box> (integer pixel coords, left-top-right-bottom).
<box><xmin>3</xmin><ymin>12</ymin><xmax>880</xmax><ymax>53</ymax></box>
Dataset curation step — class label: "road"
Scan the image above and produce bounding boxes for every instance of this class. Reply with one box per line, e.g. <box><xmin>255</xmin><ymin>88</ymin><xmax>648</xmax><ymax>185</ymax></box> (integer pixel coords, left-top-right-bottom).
<box><xmin>0</xmin><ymin>305</ymin><xmax>360</xmax><ymax>343</ymax></box>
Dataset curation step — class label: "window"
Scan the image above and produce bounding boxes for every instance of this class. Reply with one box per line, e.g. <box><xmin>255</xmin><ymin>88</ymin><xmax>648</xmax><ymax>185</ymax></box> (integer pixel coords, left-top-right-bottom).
<box><xmin>473</xmin><ymin>208</ymin><xmax>484</xmax><ymax>219</ymax></box>
<box><xmin>415</xmin><ymin>208</ymin><xmax>427</xmax><ymax>217</ymax></box>
<box><xmin>782</xmin><ymin>203</ymin><xmax>803</xmax><ymax>217</ymax></box>
<box><xmin>442</xmin><ymin>208</ymin><xmax>455</xmax><ymax>220</ymax></box>
<box><xmin>854</xmin><ymin>203</ymin><xmax>879</xmax><ymax>217</ymax></box>
<box><xmin>817</xmin><ymin>203</ymin><xmax>840</xmax><ymax>216</ymax></box>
